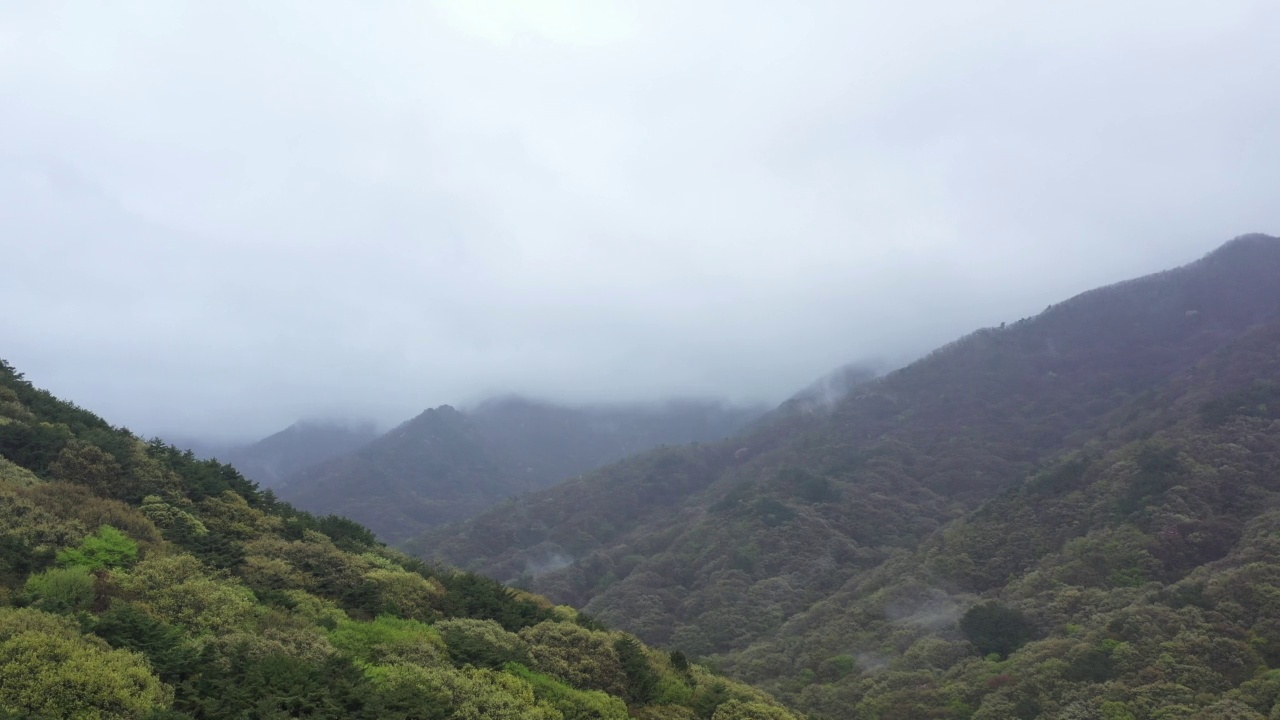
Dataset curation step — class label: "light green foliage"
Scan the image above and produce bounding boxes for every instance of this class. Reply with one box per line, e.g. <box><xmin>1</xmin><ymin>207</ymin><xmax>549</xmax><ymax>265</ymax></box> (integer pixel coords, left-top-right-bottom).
<box><xmin>0</xmin><ymin>487</ymin><xmax>85</xmax><ymax>557</ymax></box>
<box><xmin>654</xmin><ymin>672</ymin><xmax>695</xmax><ymax>705</ymax></box>
<box><xmin>329</xmin><ymin>614</ymin><xmax>448</xmax><ymax>666</ymax></box>
<box><xmin>116</xmin><ymin>554</ymin><xmax>257</xmax><ymax>634</ymax></box>
<box><xmin>24</xmin><ymin>565</ymin><xmax>95</xmax><ymax>613</ymax></box>
<box><xmin>56</xmin><ymin>525</ymin><xmax>139</xmax><ymax>571</ymax></box>
<box><xmin>711</xmin><ymin>699</ymin><xmax>798</xmax><ymax>720</ymax></box>
<box><xmin>243</xmin><ymin>534</ymin><xmax>372</xmax><ymax>598</ymax></box>
<box><xmin>436</xmin><ymin>617</ymin><xmax>531</xmax><ymax>668</ymax></box>
<box><xmin>367</xmin><ymin>664</ymin><xmax>562</xmax><ymax>720</ymax></box>
<box><xmin>239</xmin><ymin>553</ymin><xmax>310</xmax><ymax>592</ymax></box>
<box><xmin>26</xmin><ymin>483</ymin><xmax>162</xmax><ymax>546</ymax></box>
<box><xmin>197</xmin><ymin>490</ymin><xmax>274</xmax><ymax>538</ymax></box>
<box><xmin>122</xmin><ymin>439</ymin><xmax>182</xmax><ymax>498</ymax></box>
<box><xmin>207</xmin><ymin>610</ymin><xmax>337</xmax><ymax>663</ymax></box>
<box><xmin>360</xmin><ymin>551</ymin><xmax>401</xmax><ymax>570</ymax></box>
<box><xmin>139</xmin><ymin>495</ymin><xmax>207</xmax><ymax>536</ymax></box>
<box><xmin>506</xmin><ymin>663</ymin><xmax>630</xmax><ymax>720</ymax></box>
<box><xmin>0</xmin><ymin>607</ymin><xmax>172</xmax><ymax>719</ymax></box>
<box><xmin>0</xmin><ymin>456</ymin><xmax>40</xmax><ymax>487</ymax></box>
<box><xmin>0</xmin><ymin>605</ymin><xmax>78</xmax><ymax>637</ymax></box>
<box><xmin>633</xmin><ymin>708</ymin><xmax>699</xmax><ymax>720</ymax></box>
<box><xmin>366</xmin><ymin>565</ymin><xmax>445</xmax><ymax>621</ymax></box>
<box><xmin>0</xmin><ymin>356</ymin><xmax>803</xmax><ymax>719</ymax></box>
<box><xmin>281</xmin><ymin>589</ymin><xmax>350</xmax><ymax>626</ymax></box>
<box><xmin>519</xmin><ymin>621</ymin><xmax>627</xmax><ymax>696</ymax></box>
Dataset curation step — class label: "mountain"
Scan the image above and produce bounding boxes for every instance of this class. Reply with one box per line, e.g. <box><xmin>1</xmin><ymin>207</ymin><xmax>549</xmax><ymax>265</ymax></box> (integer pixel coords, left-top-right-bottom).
<box><xmin>212</xmin><ymin>419</ymin><xmax>380</xmax><ymax>488</ymax></box>
<box><xmin>0</xmin><ymin>358</ymin><xmax>801</xmax><ymax>720</ymax></box>
<box><xmin>731</xmin><ymin>306</ymin><xmax>1280</xmax><ymax>719</ymax></box>
<box><xmin>411</xmin><ymin>233</ymin><xmax>1280</xmax><ymax>718</ymax></box>
<box><xmin>277</xmin><ymin>397</ymin><xmax>765</xmax><ymax>545</ymax></box>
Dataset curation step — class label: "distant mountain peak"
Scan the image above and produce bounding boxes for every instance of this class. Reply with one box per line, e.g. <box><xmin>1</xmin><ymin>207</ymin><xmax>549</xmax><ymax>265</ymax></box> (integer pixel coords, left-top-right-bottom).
<box><xmin>275</xmin><ymin>397</ymin><xmax>765</xmax><ymax>543</ymax></box>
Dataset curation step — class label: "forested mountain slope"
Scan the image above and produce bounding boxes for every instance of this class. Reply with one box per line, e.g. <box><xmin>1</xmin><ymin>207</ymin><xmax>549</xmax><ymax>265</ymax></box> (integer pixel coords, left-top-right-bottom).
<box><xmin>414</xmin><ymin>234</ymin><xmax>1280</xmax><ymax>718</ymax></box>
<box><xmin>0</xmin><ymin>360</ymin><xmax>798</xmax><ymax>720</ymax></box>
<box><xmin>279</xmin><ymin>397</ymin><xmax>762</xmax><ymax>544</ymax></box>
<box><xmin>731</xmin><ymin>310</ymin><xmax>1280</xmax><ymax>719</ymax></box>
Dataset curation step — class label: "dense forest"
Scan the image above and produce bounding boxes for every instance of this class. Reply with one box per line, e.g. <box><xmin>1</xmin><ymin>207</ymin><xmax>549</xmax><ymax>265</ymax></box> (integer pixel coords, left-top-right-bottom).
<box><xmin>277</xmin><ymin>397</ymin><xmax>762</xmax><ymax>544</ymax></box>
<box><xmin>0</xmin><ymin>360</ymin><xmax>798</xmax><ymax>719</ymax></box>
<box><xmin>415</xmin><ymin>234</ymin><xmax>1280</xmax><ymax>719</ymax></box>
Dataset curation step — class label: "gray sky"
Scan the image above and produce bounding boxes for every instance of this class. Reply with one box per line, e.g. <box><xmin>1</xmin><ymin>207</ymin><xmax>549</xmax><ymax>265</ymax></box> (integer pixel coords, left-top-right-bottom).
<box><xmin>2</xmin><ymin>1</ymin><xmax>1278</xmax><ymax>442</ymax></box>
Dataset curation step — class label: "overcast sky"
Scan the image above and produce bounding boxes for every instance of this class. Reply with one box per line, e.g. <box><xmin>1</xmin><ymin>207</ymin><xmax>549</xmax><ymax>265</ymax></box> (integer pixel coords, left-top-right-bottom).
<box><xmin>2</xmin><ymin>1</ymin><xmax>1279</xmax><ymax>441</ymax></box>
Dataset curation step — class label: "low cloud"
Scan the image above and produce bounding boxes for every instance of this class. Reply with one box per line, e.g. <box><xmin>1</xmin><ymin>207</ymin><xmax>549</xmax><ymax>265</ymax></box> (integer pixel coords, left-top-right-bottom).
<box><xmin>2</xmin><ymin>2</ymin><xmax>1278</xmax><ymax>440</ymax></box>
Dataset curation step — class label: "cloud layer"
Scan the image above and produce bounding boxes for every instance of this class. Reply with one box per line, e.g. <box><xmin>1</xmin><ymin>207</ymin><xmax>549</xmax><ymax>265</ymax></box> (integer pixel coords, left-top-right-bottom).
<box><xmin>3</xmin><ymin>1</ymin><xmax>1278</xmax><ymax>440</ymax></box>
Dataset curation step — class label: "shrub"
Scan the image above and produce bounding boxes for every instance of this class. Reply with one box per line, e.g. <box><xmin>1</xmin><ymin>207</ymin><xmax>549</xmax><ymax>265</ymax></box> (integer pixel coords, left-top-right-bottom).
<box><xmin>436</xmin><ymin>617</ymin><xmax>531</xmax><ymax>668</ymax></box>
<box><xmin>519</xmin><ymin>621</ymin><xmax>627</xmax><ymax>696</ymax></box>
<box><xmin>56</xmin><ymin>525</ymin><xmax>138</xmax><ymax>571</ymax></box>
<box><xmin>24</xmin><ymin>565</ymin><xmax>95</xmax><ymax>613</ymax></box>
<box><xmin>328</xmin><ymin>615</ymin><xmax>448</xmax><ymax>667</ymax></box>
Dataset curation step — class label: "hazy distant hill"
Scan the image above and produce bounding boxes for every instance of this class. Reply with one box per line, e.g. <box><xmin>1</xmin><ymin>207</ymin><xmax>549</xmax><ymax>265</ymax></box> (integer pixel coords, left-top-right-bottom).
<box><xmin>412</xmin><ymin>234</ymin><xmax>1280</xmax><ymax>718</ymax></box>
<box><xmin>277</xmin><ymin>398</ymin><xmax>764</xmax><ymax>544</ymax></box>
<box><xmin>212</xmin><ymin>420</ymin><xmax>380</xmax><ymax>488</ymax></box>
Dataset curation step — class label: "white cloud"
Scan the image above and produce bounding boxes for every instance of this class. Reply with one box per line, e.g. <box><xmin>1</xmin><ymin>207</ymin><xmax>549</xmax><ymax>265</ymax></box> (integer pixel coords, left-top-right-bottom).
<box><xmin>1</xmin><ymin>1</ymin><xmax>1277</xmax><ymax>440</ymax></box>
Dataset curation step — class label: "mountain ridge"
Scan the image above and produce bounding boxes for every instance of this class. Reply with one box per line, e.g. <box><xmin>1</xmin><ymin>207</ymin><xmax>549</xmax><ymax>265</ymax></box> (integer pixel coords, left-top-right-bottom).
<box><xmin>411</xmin><ymin>234</ymin><xmax>1280</xmax><ymax>693</ymax></box>
<box><xmin>213</xmin><ymin>418</ymin><xmax>380</xmax><ymax>488</ymax></box>
<box><xmin>277</xmin><ymin>396</ymin><xmax>766</xmax><ymax>544</ymax></box>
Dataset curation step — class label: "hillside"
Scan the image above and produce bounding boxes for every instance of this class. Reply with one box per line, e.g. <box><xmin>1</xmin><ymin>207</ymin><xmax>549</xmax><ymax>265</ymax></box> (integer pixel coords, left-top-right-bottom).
<box><xmin>725</xmin><ymin>310</ymin><xmax>1280</xmax><ymax>719</ymax></box>
<box><xmin>211</xmin><ymin>419</ymin><xmax>380</xmax><ymax>488</ymax></box>
<box><xmin>413</xmin><ymin>234</ymin><xmax>1280</xmax><ymax>718</ymax></box>
<box><xmin>278</xmin><ymin>397</ymin><xmax>762</xmax><ymax>544</ymax></box>
<box><xmin>0</xmin><ymin>359</ymin><xmax>799</xmax><ymax>720</ymax></box>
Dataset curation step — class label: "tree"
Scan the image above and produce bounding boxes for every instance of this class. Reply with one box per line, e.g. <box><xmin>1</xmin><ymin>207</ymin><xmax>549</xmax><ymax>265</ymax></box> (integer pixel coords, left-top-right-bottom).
<box><xmin>710</xmin><ymin>700</ymin><xmax>796</xmax><ymax>720</ymax></box>
<box><xmin>0</xmin><ymin>607</ymin><xmax>173</xmax><ymax>719</ymax></box>
<box><xmin>959</xmin><ymin>602</ymin><xmax>1035</xmax><ymax>658</ymax></box>
<box><xmin>614</xmin><ymin>635</ymin><xmax>660</xmax><ymax>704</ymax></box>
<box><xmin>519</xmin><ymin>622</ymin><xmax>627</xmax><ymax>696</ymax></box>
<box><xmin>47</xmin><ymin>442</ymin><xmax>130</xmax><ymax>499</ymax></box>
<box><xmin>436</xmin><ymin>618</ymin><xmax>531</xmax><ymax>669</ymax></box>
<box><xmin>24</xmin><ymin>565</ymin><xmax>95</xmax><ymax>613</ymax></box>
<box><xmin>56</xmin><ymin>525</ymin><xmax>138</xmax><ymax>571</ymax></box>
<box><xmin>327</xmin><ymin>615</ymin><xmax>448</xmax><ymax>667</ymax></box>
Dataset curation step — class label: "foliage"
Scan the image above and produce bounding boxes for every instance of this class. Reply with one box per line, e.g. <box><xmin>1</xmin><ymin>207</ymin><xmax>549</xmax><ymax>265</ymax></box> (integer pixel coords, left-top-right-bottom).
<box><xmin>438</xmin><ymin>571</ymin><xmax>555</xmax><ymax>631</ymax></box>
<box><xmin>958</xmin><ymin>602</ymin><xmax>1035</xmax><ymax>658</ymax></box>
<box><xmin>505</xmin><ymin>662</ymin><xmax>630</xmax><ymax>720</ymax></box>
<box><xmin>436</xmin><ymin>617</ymin><xmax>532</xmax><ymax>668</ymax></box>
<box><xmin>328</xmin><ymin>615</ymin><xmax>447</xmax><ymax>667</ymax></box>
<box><xmin>0</xmin><ymin>607</ymin><xmax>173</xmax><ymax>719</ymax></box>
<box><xmin>90</xmin><ymin>601</ymin><xmax>202</xmax><ymax>684</ymax></box>
<box><xmin>9</xmin><ymin>237</ymin><xmax>1280</xmax><ymax>718</ymax></box>
<box><xmin>519</xmin><ymin>621</ymin><xmax>628</xmax><ymax>696</ymax></box>
<box><xmin>366</xmin><ymin>663</ymin><xmax>562</xmax><ymax>720</ymax></box>
<box><xmin>615</xmin><ymin>634</ymin><xmax>661</xmax><ymax>703</ymax></box>
<box><xmin>24</xmin><ymin>565</ymin><xmax>96</xmax><ymax>613</ymax></box>
<box><xmin>0</xmin><ymin>356</ymin><xmax>788</xmax><ymax>718</ymax></box>
<box><xmin>56</xmin><ymin>524</ymin><xmax>139</xmax><ymax>571</ymax></box>
<box><xmin>411</xmin><ymin>237</ymin><xmax>1280</xmax><ymax>719</ymax></box>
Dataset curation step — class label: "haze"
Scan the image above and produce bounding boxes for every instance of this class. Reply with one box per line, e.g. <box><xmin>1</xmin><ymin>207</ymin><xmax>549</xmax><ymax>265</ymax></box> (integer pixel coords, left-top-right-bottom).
<box><xmin>2</xmin><ymin>1</ymin><xmax>1278</xmax><ymax>442</ymax></box>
